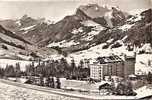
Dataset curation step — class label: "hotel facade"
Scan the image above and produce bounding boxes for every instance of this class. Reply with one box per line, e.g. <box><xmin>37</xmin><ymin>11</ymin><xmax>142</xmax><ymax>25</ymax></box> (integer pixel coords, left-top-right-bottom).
<box><xmin>90</xmin><ymin>54</ymin><xmax>136</xmax><ymax>80</ymax></box>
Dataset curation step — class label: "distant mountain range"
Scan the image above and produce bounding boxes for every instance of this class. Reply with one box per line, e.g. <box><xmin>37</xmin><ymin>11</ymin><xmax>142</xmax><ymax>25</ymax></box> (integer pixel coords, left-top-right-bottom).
<box><xmin>0</xmin><ymin>4</ymin><xmax>151</xmax><ymax>59</ymax></box>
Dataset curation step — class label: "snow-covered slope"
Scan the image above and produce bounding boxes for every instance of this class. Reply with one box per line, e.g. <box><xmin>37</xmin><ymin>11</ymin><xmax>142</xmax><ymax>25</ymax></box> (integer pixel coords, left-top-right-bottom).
<box><xmin>46</xmin><ymin>5</ymin><xmax>151</xmax><ymax>54</ymax></box>
<box><xmin>0</xmin><ymin>24</ymin><xmax>35</xmax><ymax>60</ymax></box>
<box><xmin>0</xmin><ymin>59</ymin><xmax>37</xmax><ymax>71</ymax></box>
<box><xmin>47</xmin><ymin>19</ymin><xmax>105</xmax><ymax>48</ymax></box>
<box><xmin>135</xmin><ymin>86</ymin><xmax>152</xmax><ymax>98</ymax></box>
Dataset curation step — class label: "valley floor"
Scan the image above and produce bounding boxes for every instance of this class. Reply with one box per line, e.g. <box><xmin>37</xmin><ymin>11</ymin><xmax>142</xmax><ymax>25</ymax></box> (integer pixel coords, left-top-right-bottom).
<box><xmin>0</xmin><ymin>79</ymin><xmax>151</xmax><ymax>100</ymax></box>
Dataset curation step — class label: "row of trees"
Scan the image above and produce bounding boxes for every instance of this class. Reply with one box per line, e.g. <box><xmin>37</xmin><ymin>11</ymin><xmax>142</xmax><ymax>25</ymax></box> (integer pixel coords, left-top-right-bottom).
<box><xmin>0</xmin><ymin>58</ymin><xmax>90</xmax><ymax>80</ymax></box>
<box><xmin>0</xmin><ymin>58</ymin><xmax>89</xmax><ymax>89</ymax></box>
<box><xmin>0</xmin><ymin>63</ymin><xmax>22</xmax><ymax>77</ymax></box>
<box><xmin>25</xmin><ymin>58</ymin><xmax>90</xmax><ymax>80</ymax></box>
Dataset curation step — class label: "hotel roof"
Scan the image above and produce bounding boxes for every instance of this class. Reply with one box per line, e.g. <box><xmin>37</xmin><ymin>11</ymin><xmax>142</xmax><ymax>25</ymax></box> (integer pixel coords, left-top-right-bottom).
<box><xmin>96</xmin><ymin>55</ymin><xmax>123</xmax><ymax>64</ymax></box>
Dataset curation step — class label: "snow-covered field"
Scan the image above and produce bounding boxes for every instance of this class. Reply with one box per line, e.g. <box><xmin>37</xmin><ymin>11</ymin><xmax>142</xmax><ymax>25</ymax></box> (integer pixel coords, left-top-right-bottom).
<box><xmin>0</xmin><ymin>78</ymin><xmax>152</xmax><ymax>100</ymax></box>
<box><xmin>1</xmin><ymin>43</ymin><xmax>151</xmax><ymax>75</ymax></box>
<box><xmin>0</xmin><ymin>80</ymin><xmax>138</xmax><ymax>100</ymax></box>
<box><xmin>0</xmin><ymin>59</ymin><xmax>38</xmax><ymax>71</ymax></box>
<box><xmin>0</xmin><ymin>81</ymin><xmax>78</xmax><ymax>100</ymax></box>
<box><xmin>135</xmin><ymin>85</ymin><xmax>152</xmax><ymax>98</ymax></box>
<box><xmin>48</xmin><ymin>19</ymin><xmax>105</xmax><ymax>48</ymax></box>
<box><xmin>0</xmin><ymin>32</ymin><xmax>25</xmax><ymax>46</ymax></box>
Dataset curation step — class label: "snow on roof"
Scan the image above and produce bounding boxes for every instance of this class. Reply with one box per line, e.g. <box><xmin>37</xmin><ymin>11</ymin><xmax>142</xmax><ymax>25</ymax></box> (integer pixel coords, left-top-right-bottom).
<box><xmin>128</xmin><ymin>74</ymin><xmax>136</xmax><ymax>78</ymax></box>
<box><xmin>95</xmin><ymin>81</ymin><xmax>111</xmax><ymax>87</ymax></box>
<box><xmin>18</xmin><ymin>78</ymin><xmax>28</xmax><ymax>83</ymax></box>
<box><xmin>96</xmin><ymin>55</ymin><xmax>123</xmax><ymax>64</ymax></box>
<box><xmin>111</xmin><ymin>76</ymin><xmax>123</xmax><ymax>79</ymax></box>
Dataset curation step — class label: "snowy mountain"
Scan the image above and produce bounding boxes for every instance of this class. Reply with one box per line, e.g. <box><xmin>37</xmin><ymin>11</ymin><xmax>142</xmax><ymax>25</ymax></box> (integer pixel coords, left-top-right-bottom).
<box><xmin>0</xmin><ymin>4</ymin><xmax>151</xmax><ymax>74</ymax></box>
<box><xmin>0</xmin><ymin>14</ymin><xmax>54</xmax><ymax>44</ymax></box>
<box><xmin>46</xmin><ymin>5</ymin><xmax>152</xmax><ymax>55</ymax></box>
<box><xmin>0</xmin><ymin>4</ymin><xmax>127</xmax><ymax>47</ymax></box>
<box><xmin>0</xmin><ymin>4</ymin><xmax>151</xmax><ymax>55</ymax></box>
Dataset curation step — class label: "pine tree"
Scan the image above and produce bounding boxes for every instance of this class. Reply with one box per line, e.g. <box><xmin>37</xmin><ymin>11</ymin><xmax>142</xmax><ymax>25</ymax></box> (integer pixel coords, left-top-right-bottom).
<box><xmin>25</xmin><ymin>64</ymin><xmax>35</xmax><ymax>76</ymax></box>
<box><xmin>40</xmin><ymin>74</ymin><xmax>44</xmax><ymax>86</ymax></box>
<box><xmin>0</xmin><ymin>67</ymin><xmax>4</xmax><ymax>77</ymax></box>
<box><xmin>56</xmin><ymin>77</ymin><xmax>61</xmax><ymax>89</ymax></box>
<box><xmin>71</xmin><ymin>59</ymin><xmax>76</xmax><ymax>69</ymax></box>
<box><xmin>5</xmin><ymin>65</ymin><xmax>15</xmax><ymax>77</ymax></box>
<box><xmin>50</xmin><ymin>77</ymin><xmax>55</xmax><ymax>88</ymax></box>
<box><xmin>15</xmin><ymin>63</ymin><xmax>21</xmax><ymax>77</ymax></box>
<box><xmin>70</xmin><ymin>59</ymin><xmax>76</xmax><ymax>79</ymax></box>
<box><xmin>147</xmin><ymin>72</ymin><xmax>152</xmax><ymax>84</ymax></box>
<box><xmin>79</xmin><ymin>60</ymin><xmax>84</xmax><ymax>68</ymax></box>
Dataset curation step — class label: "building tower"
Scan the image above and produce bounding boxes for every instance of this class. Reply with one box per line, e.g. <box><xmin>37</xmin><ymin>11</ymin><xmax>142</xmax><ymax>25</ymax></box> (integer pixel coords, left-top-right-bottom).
<box><xmin>123</xmin><ymin>53</ymin><xmax>136</xmax><ymax>78</ymax></box>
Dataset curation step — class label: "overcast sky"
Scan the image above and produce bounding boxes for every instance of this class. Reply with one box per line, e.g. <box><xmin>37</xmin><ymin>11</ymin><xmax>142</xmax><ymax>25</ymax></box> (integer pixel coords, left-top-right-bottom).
<box><xmin>0</xmin><ymin>0</ymin><xmax>151</xmax><ymax>21</ymax></box>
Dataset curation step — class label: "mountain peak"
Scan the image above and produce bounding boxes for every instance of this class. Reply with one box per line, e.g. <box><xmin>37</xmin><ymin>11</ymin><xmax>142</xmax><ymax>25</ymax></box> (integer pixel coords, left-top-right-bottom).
<box><xmin>79</xmin><ymin>4</ymin><xmax>101</xmax><ymax>10</ymax></box>
<box><xmin>19</xmin><ymin>14</ymin><xmax>37</xmax><ymax>27</ymax></box>
<box><xmin>20</xmin><ymin>14</ymin><xmax>30</xmax><ymax>20</ymax></box>
<box><xmin>77</xmin><ymin>4</ymin><xmax>110</xmax><ymax>19</ymax></box>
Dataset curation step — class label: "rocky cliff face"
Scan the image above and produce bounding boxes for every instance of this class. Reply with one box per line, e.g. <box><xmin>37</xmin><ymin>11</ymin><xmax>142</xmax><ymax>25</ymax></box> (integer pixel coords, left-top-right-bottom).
<box><xmin>46</xmin><ymin>5</ymin><xmax>152</xmax><ymax>53</ymax></box>
<box><xmin>38</xmin><ymin>4</ymin><xmax>128</xmax><ymax>47</ymax></box>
